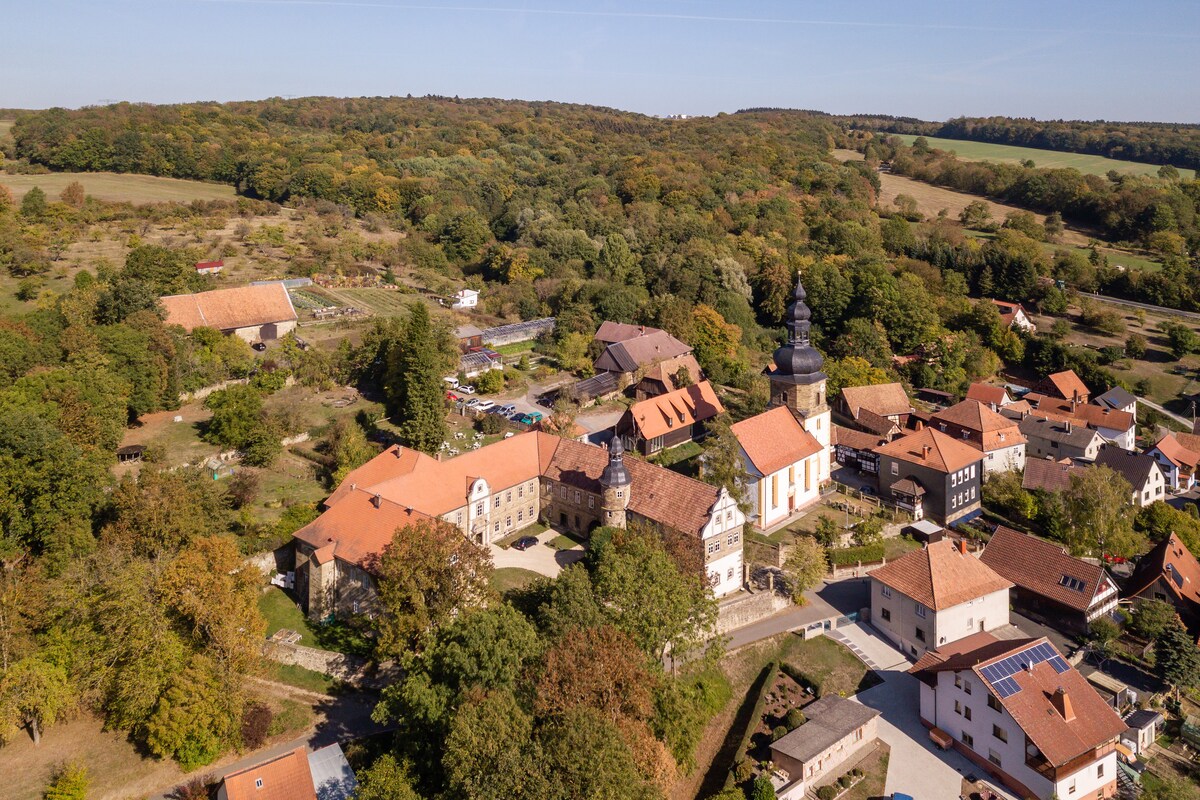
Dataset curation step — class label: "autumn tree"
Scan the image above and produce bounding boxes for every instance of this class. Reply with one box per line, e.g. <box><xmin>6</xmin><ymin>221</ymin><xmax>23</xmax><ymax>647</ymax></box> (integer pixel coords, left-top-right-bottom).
<box><xmin>59</xmin><ymin>181</ymin><xmax>85</xmax><ymax>209</ymax></box>
<box><xmin>535</xmin><ymin>625</ymin><xmax>658</xmax><ymax>725</ymax></box>
<box><xmin>783</xmin><ymin>535</ymin><xmax>827</xmax><ymax>601</ymax></box>
<box><xmin>690</xmin><ymin>304</ymin><xmax>741</xmax><ymax>375</ymax></box>
<box><xmin>42</xmin><ymin>762</ymin><xmax>89</xmax><ymax>800</ymax></box>
<box><xmin>0</xmin><ymin>656</ymin><xmax>73</xmax><ymax>744</ymax></box>
<box><xmin>824</xmin><ymin>356</ymin><xmax>889</xmax><ymax>396</ymax></box>
<box><xmin>1062</xmin><ymin>466</ymin><xmax>1141</xmax><ymax>557</ymax></box>
<box><xmin>102</xmin><ymin>468</ymin><xmax>230</xmax><ymax>558</ymax></box>
<box><xmin>370</xmin><ymin>519</ymin><xmax>494</xmax><ymax>655</ymax></box>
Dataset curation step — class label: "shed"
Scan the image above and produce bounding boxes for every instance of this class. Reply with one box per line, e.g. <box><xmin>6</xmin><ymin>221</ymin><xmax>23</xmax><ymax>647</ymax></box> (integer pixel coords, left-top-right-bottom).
<box><xmin>902</xmin><ymin>519</ymin><xmax>945</xmax><ymax>544</ymax></box>
<box><xmin>116</xmin><ymin>444</ymin><xmax>146</xmax><ymax>463</ymax></box>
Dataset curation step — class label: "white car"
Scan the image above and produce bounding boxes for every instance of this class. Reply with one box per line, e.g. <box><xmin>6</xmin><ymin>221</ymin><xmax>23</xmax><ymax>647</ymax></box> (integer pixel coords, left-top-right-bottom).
<box><xmin>465</xmin><ymin>398</ymin><xmax>482</xmax><ymax>409</ymax></box>
<box><xmin>459</xmin><ymin>385</ymin><xmax>476</xmax><ymax>394</ymax></box>
<box><xmin>474</xmin><ymin>400</ymin><xmax>496</xmax><ymax>412</ymax></box>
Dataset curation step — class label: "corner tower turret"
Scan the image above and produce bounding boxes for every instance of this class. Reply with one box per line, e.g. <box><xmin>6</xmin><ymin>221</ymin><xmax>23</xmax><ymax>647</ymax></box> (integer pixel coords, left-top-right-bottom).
<box><xmin>600</xmin><ymin>436</ymin><xmax>632</xmax><ymax>529</ymax></box>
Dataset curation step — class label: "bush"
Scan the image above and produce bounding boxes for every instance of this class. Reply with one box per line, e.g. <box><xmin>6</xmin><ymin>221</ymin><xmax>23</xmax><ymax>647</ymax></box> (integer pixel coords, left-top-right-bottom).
<box><xmin>771</xmin><ymin>724</ymin><xmax>788</xmax><ymax>741</ymax></box>
<box><xmin>733</xmin><ymin>757</ymin><xmax>755</xmax><ymax>783</ymax></box>
<box><xmin>784</xmin><ymin>708</ymin><xmax>806</xmax><ymax>730</ymax></box>
<box><xmin>750</xmin><ymin>775</ymin><xmax>776</xmax><ymax>800</ymax></box>
<box><xmin>167</xmin><ymin>776</ymin><xmax>216</xmax><ymax>800</ymax></box>
<box><xmin>838</xmin><ymin>774</ymin><xmax>852</xmax><ymax>788</ymax></box>
<box><xmin>43</xmin><ymin>762</ymin><xmax>88</xmax><ymax>800</ymax></box>
<box><xmin>827</xmin><ymin>542</ymin><xmax>885</xmax><ymax>567</ymax></box>
<box><xmin>473</xmin><ymin>368</ymin><xmax>505</xmax><ymax>394</ymax></box>
<box><xmin>240</xmin><ymin>702</ymin><xmax>273</xmax><ymax>749</ymax></box>
<box><xmin>478</xmin><ymin>413</ymin><xmax>506</xmax><ymax>435</ymax></box>
<box><xmin>816</xmin><ymin>785</ymin><xmax>838</xmax><ymax>800</ymax></box>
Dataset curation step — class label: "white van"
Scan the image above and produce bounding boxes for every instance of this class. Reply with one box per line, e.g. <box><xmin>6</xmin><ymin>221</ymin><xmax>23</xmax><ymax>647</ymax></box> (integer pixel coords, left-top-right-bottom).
<box><xmin>443</xmin><ymin>376</ymin><xmax>460</xmax><ymax>389</ymax></box>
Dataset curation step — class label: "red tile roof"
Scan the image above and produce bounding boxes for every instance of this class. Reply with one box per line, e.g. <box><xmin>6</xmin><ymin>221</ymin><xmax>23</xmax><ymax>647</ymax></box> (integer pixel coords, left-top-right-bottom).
<box><xmin>731</xmin><ymin>406</ymin><xmax>823</xmax><ymax>476</ymax></box>
<box><xmin>873</xmin><ymin>427</ymin><xmax>984</xmax><ymax>474</ymax></box>
<box><xmin>161</xmin><ymin>283</ymin><xmax>297</xmax><ymax>332</ymax></box>
<box><xmin>594</xmin><ymin>321</ymin><xmax>660</xmax><ymax>344</ymax></box>
<box><xmin>912</xmin><ymin>635</ymin><xmax>1126</xmax><ymax>767</ymax></box>
<box><xmin>221</xmin><ymin>746</ymin><xmax>316</xmax><ymax>800</ymax></box>
<box><xmin>1024</xmin><ymin>394</ymin><xmax>1134</xmax><ymax>432</ymax></box>
<box><xmin>831</xmin><ymin>424</ymin><xmax>886</xmax><ymax>451</ymax></box>
<box><xmin>295</xmin><ymin>488</ymin><xmax>434</xmax><ymax>569</ymax></box>
<box><xmin>870</xmin><ymin>540</ymin><xmax>1012</xmax><ymax>610</ymax></box>
<box><xmin>1126</xmin><ymin>533</ymin><xmax>1200</xmax><ymax>609</ymax></box>
<box><xmin>1033</xmin><ymin>370</ymin><xmax>1090</xmax><ymax>403</ymax></box>
<box><xmin>965</xmin><ymin>383</ymin><xmax>1010</xmax><ymax>407</ymax></box>
<box><xmin>980</xmin><ymin>527</ymin><xmax>1111</xmax><ymax>613</ymax></box>
<box><xmin>1153</xmin><ymin>433</ymin><xmax>1200</xmax><ymax>470</ymax></box>
<box><xmin>932</xmin><ymin>399</ymin><xmax>1025</xmax><ymax>451</ymax></box>
<box><xmin>839</xmin><ymin>382</ymin><xmax>911</xmax><ymax>420</ymax></box>
<box><xmin>627</xmin><ymin>381</ymin><xmax>724</xmax><ymax>440</ymax></box>
<box><xmin>1021</xmin><ymin>458</ymin><xmax>1088</xmax><ymax>493</ymax></box>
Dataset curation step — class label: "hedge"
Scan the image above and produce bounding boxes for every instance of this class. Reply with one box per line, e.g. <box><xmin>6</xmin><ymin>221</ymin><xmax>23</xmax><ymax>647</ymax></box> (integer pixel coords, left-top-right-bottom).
<box><xmin>828</xmin><ymin>542</ymin><xmax>885</xmax><ymax>567</ymax></box>
<box><xmin>724</xmin><ymin>660</ymin><xmax>780</xmax><ymax>788</ymax></box>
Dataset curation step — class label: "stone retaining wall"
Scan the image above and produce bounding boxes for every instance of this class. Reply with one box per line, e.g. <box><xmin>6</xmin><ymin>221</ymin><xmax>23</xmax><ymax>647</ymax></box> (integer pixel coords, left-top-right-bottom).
<box><xmin>717</xmin><ymin>590</ymin><xmax>790</xmax><ymax>635</ymax></box>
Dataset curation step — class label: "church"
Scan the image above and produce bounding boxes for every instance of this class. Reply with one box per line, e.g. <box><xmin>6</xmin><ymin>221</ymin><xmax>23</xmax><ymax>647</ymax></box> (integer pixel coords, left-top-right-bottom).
<box><xmin>731</xmin><ymin>274</ymin><xmax>834</xmax><ymax>530</ymax></box>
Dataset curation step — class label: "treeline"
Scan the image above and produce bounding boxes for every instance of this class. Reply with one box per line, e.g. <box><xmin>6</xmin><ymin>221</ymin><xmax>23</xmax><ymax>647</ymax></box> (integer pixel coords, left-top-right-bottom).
<box><xmin>865</xmin><ymin>135</ymin><xmax>1200</xmax><ymax>253</ymax></box>
<box><xmin>839</xmin><ymin>113</ymin><xmax>1200</xmax><ymax>171</ymax></box>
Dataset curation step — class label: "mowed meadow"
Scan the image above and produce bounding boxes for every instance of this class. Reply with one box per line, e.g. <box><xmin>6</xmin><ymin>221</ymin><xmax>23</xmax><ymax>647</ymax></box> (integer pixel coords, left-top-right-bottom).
<box><xmin>0</xmin><ymin>171</ymin><xmax>237</xmax><ymax>204</ymax></box>
<box><xmin>890</xmin><ymin>133</ymin><xmax>1196</xmax><ymax>179</ymax></box>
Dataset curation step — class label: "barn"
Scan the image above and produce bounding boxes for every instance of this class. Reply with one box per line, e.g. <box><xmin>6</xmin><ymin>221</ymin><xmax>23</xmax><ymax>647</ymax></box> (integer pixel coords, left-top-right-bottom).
<box><xmin>161</xmin><ymin>283</ymin><xmax>298</xmax><ymax>342</ymax></box>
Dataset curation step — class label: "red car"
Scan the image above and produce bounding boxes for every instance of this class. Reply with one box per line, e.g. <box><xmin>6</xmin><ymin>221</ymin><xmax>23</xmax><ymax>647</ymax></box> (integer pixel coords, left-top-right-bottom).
<box><xmin>446</xmin><ymin>392</ymin><xmax>460</xmax><ymax>402</ymax></box>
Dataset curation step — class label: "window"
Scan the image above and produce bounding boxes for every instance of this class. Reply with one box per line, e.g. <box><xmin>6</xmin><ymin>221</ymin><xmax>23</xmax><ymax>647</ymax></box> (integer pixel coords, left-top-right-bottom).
<box><xmin>1097</xmin><ymin>763</ymin><xmax>1104</xmax><ymax>778</ymax></box>
<box><xmin>456</xmin><ymin>511</ymin><xmax>463</xmax><ymax>525</ymax></box>
<box><xmin>494</xmin><ymin>496</ymin><xmax>501</xmax><ymax>508</ymax></box>
<box><xmin>881</xmin><ymin>585</ymin><xmax>892</xmax><ymax>599</ymax></box>
<box><xmin>588</xmin><ymin>496</ymin><xmax>595</xmax><ymax>509</ymax></box>
<box><xmin>1069</xmin><ymin>781</ymin><xmax>1076</xmax><ymax>794</ymax></box>
<box><xmin>988</xmin><ymin>750</ymin><xmax>1001</xmax><ymax>767</ymax></box>
<box><xmin>915</xmin><ymin>603</ymin><xmax>927</xmax><ymax>618</ymax></box>
<box><xmin>518</xmin><ymin>510</ymin><xmax>524</xmax><ymax>522</ymax></box>
<box><xmin>506</xmin><ymin>491</ymin><xmax>512</xmax><ymax>502</ymax></box>
<box><xmin>726</xmin><ymin>510</ymin><xmax>733</xmax><ymax>521</ymax></box>
<box><xmin>559</xmin><ymin>486</ymin><xmax>567</xmax><ymax>499</ymax></box>
<box><xmin>727</xmin><ymin>534</ymin><xmax>736</xmax><ymax>546</ymax></box>
<box><xmin>992</xmin><ymin>724</ymin><xmax>1007</xmax><ymax>743</ymax></box>
<box><xmin>915</xmin><ymin>628</ymin><xmax>926</xmax><ymax>642</ymax></box>
<box><xmin>891</xmin><ymin>462</ymin><xmax>899</xmax><ymax>476</ymax></box>
<box><xmin>528</xmin><ymin>505</ymin><xmax>534</xmax><ymax>518</ymax></box>
<box><xmin>727</xmin><ymin>568</ymin><xmax>735</xmax><ymax>580</ymax></box>
<box><xmin>962</xmin><ymin>679</ymin><xmax>971</xmax><ymax>695</ymax></box>
<box><xmin>987</xmin><ymin>694</ymin><xmax>1001</xmax><ymax>712</ymax></box>
<box><xmin>961</xmin><ymin>731</ymin><xmax>974</xmax><ymax>748</ymax></box>
<box><xmin>966</xmin><ymin>617</ymin><xmax>974</xmax><ymax>630</ymax></box>
<box><xmin>954</xmin><ymin>673</ymin><xmax>962</xmax><ymax>689</ymax></box>
<box><xmin>475</xmin><ymin>502</ymin><xmax>484</xmax><ymax>515</ymax></box>
<box><xmin>880</xmin><ymin>608</ymin><xmax>891</xmax><ymax>622</ymax></box>
<box><xmin>574</xmin><ymin>490</ymin><xmax>581</xmax><ymax>504</ymax></box>
<box><xmin>518</xmin><ymin>485</ymin><xmax>524</xmax><ymax>498</ymax></box>
<box><xmin>506</xmin><ymin>516</ymin><xmax>512</xmax><ymax>528</ymax></box>
<box><xmin>494</xmin><ymin>521</ymin><xmax>500</xmax><ymax>533</ymax></box>
<box><xmin>731</xmin><ymin>532</ymin><xmax>740</xmax><ymax>544</ymax></box>
<box><xmin>529</xmin><ymin>481</ymin><xmax>536</xmax><ymax>493</ymax></box>
<box><xmin>954</xmin><ymin>700</ymin><xmax>962</xmax><ymax>715</ymax></box>
<box><xmin>256</xmin><ymin>779</ymin><xmax>264</xmax><ymax>789</ymax></box>
<box><xmin>616</xmin><ymin>490</ymin><xmax>623</xmax><ymax>498</ymax></box>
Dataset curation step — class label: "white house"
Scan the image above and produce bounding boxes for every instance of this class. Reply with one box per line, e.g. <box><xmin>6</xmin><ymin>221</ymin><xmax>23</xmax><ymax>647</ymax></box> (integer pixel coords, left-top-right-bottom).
<box><xmin>1094</xmin><ymin>446</ymin><xmax>1167</xmax><ymax>507</ymax></box>
<box><xmin>731</xmin><ymin>406</ymin><xmax>827</xmax><ymax>530</ymax></box>
<box><xmin>992</xmin><ymin>299</ymin><xmax>1037</xmax><ymax>333</ymax></box>
<box><xmin>870</xmin><ymin>539</ymin><xmax>1012</xmax><ymax>658</ymax></box>
<box><xmin>912</xmin><ymin>633</ymin><xmax>1126</xmax><ymax>800</ymax></box>
<box><xmin>1147</xmin><ymin>432</ymin><xmax>1199</xmax><ymax>492</ymax></box>
<box><xmin>449</xmin><ymin>288</ymin><xmax>479</xmax><ymax>309</ymax></box>
<box><xmin>1094</xmin><ymin>386</ymin><xmax>1137</xmax><ymax>417</ymax></box>
<box><xmin>769</xmin><ymin>696</ymin><xmax>880</xmax><ymax>800</ymax></box>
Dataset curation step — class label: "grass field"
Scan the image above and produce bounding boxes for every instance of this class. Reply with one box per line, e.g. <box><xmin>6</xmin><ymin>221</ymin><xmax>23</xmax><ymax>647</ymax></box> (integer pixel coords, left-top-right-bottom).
<box><xmin>491</xmin><ymin>567</ymin><xmax>544</xmax><ymax>593</ymax></box>
<box><xmin>964</xmin><ymin>230</ymin><xmax>1164</xmax><ymax>273</ymax></box>
<box><xmin>259</xmin><ymin>586</ymin><xmax>320</xmax><ymax>642</ymax></box>
<box><xmin>334</xmin><ymin>287</ymin><xmax>419</xmax><ymax>316</ymax></box>
<box><xmin>890</xmin><ymin>133</ymin><xmax>1195</xmax><ymax>179</ymax></box>
<box><xmin>0</xmin><ymin>171</ymin><xmax>237</xmax><ymax>203</ymax></box>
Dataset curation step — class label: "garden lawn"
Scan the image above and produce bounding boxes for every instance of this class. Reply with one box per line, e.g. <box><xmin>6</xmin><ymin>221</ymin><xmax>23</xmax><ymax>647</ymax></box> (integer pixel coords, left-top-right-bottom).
<box><xmin>264</xmin><ymin>662</ymin><xmax>339</xmax><ymax>695</ymax></box>
<box><xmin>259</xmin><ymin>586</ymin><xmax>320</xmax><ymax>643</ymax></box>
<box><xmin>779</xmin><ymin>635</ymin><xmax>881</xmax><ymax>698</ymax></box>
<box><xmin>491</xmin><ymin>567</ymin><xmax>544</xmax><ymax>593</ymax></box>
<box><xmin>548</xmin><ymin>531</ymin><xmax>586</xmax><ymax>551</ymax></box>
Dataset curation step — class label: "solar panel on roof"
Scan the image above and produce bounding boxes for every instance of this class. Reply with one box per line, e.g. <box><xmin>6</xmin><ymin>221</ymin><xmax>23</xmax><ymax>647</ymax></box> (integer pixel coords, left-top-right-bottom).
<box><xmin>1049</xmin><ymin>656</ymin><xmax>1071</xmax><ymax>674</ymax></box>
<box><xmin>981</xmin><ymin>642</ymin><xmax>1067</xmax><ymax>698</ymax></box>
<box><xmin>1171</xmin><ymin>568</ymin><xmax>1186</xmax><ymax>589</ymax></box>
<box><xmin>993</xmin><ymin>677</ymin><xmax>1021</xmax><ymax>698</ymax></box>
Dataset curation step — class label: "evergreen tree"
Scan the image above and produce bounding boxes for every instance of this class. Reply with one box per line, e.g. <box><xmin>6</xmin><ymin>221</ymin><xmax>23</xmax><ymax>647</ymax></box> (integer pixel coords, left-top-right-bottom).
<box><xmin>386</xmin><ymin>303</ymin><xmax>448</xmax><ymax>454</ymax></box>
<box><xmin>1156</xmin><ymin>620</ymin><xmax>1200</xmax><ymax>697</ymax></box>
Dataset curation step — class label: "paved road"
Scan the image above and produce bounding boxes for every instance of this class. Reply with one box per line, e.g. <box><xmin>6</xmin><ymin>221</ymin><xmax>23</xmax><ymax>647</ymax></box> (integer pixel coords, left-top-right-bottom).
<box><xmin>490</xmin><ymin>528</ymin><xmax>585</xmax><ymax>578</ymax></box>
<box><xmin>1140</xmin><ymin>395</ymin><xmax>1194</xmax><ymax>429</ymax></box>
<box><xmin>1083</xmin><ymin>291</ymin><xmax>1200</xmax><ymax>323</ymax></box>
<box><xmin>725</xmin><ymin>579</ymin><xmax>869</xmax><ymax>652</ymax></box>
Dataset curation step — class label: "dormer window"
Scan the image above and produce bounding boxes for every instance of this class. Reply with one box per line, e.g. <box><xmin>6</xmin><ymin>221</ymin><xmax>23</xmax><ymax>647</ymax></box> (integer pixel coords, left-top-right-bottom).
<box><xmin>256</xmin><ymin>779</ymin><xmax>264</xmax><ymax>789</ymax></box>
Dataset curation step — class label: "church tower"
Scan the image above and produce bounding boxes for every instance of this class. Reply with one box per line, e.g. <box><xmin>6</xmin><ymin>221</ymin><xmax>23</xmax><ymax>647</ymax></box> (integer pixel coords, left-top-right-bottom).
<box><xmin>599</xmin><ymin>436</ymin><xmax>632</xmax><ymax>529</ymax></box>
<box><xmin>766</xmin><ymin>273</ymin><xmax>832</xmax><ymax>479</ymax></box>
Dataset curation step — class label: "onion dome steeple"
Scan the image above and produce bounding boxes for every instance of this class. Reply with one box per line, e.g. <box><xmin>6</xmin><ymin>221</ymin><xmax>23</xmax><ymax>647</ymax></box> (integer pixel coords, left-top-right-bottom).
<box><xmin>770</xmin><ymin>273</ymin><xmax>826</xmax><ymax>385</ymax></box>
<box><xmin>600</xmin><ymin>435</ymin><xmax>632</xmax><ymax>489</ymax></box>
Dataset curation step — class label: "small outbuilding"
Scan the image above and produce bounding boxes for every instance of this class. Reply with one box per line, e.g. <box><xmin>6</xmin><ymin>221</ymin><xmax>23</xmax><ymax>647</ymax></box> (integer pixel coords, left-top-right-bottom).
<box><xmin>902</xmin><ymin>519</ymin><xmax>944</xmax><ymax>544</ymax></box>
<box><xmin>116</xmin><ymin>444</ymin><xmax>146</xmax><ymax>463</ymax></box>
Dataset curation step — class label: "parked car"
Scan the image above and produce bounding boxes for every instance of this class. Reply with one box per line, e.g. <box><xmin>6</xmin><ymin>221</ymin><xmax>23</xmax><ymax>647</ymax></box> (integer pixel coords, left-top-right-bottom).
<box><xmin>465</xmin><ymin>398</ymin><xmax>482</xmax><ymax>409</ymax></box>
<box><xmin>443</xmin><ymin>376</ymin><xmax>460</xmax><ymax>389</ymax></box>
<box><xmin>498</xmin><ymin>404</ymin><xmax>517</xmax><ymax>416</ymax></box>
<box><xmin>446</xmin><ymin>392</ymin><xmax>460</xmax><ymax>402</ymax></box>
<box><xmin>513</xmin><ymin>411</ymin><xmax>544</xmax><ymax>425</ymax></box>
<box><xmin>459</xmin><ymin>385</ymin><xmax>476</xmax><ymax>394</ymax></box>
<box><xmin>512</xmin><ymin>536</ymin><xmax>539</xmax><ymax>551</ymax></box>
<box><xmin>475</xmin><ymin>400</ymin><xmax>496</xmax><ymax>412</ymax></box>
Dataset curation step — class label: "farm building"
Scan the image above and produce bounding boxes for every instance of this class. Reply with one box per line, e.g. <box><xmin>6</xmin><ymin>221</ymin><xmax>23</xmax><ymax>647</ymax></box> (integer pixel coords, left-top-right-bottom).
<box><xmin>448</xmin><ymin>289</ymin><xmax>479</xmax><ymax>309</ymax></box>
<box><xmin>454</xmin><ymin>324</ymin><xmax>484</xmax><ymax>352</ymax></box>
<box><xmin>481</xmin><ymin>317</ymin><xmax>555</xmax><ymax>347</ymax></box>
<box><xmin>161</xmin><ymin>283</ymin><xmax>298</xmax><ymax>342</ymax></box>
<box><xmin>459</xmin><ymin>349</ymin><xmax>502</xmax><ymax>378</ymax></box>
<box><xmin>194</xmin><ymin>259</ymin><xmax>224</xmax><ymax>275</ymax></box>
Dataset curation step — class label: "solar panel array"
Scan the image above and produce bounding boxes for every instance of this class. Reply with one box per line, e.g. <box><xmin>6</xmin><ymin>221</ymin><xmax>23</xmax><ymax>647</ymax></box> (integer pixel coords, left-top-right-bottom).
<box><xmin>978</xmin><ymin>642</ymin><xmax>1071</xmax><ymax>698</ymax></box>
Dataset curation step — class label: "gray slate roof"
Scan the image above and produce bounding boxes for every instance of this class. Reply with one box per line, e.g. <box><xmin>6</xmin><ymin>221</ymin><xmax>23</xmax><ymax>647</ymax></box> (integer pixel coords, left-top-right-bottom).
<box><xmin>1095</xmin><ymin>386</ymin><xmax>1137</xmax><ymax>410</ymax></box>
<box><xmin>1094</xmin><ymin>445</ymin><xmax>1160</xmax><ymax>488</ymax></box>
<box><xmin>770</xmin><ymin>695</ymin><xmax>880</xmax><ymax>763</ymax></box>
<box><xmin>1016</xmin><ymin>415</ymin><xmax>1100</xmax><ymax>449</ymax></box>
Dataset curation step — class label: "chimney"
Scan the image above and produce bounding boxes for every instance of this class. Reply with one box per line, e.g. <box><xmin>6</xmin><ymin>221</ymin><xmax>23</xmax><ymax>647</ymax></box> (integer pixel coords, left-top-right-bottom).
<box><xmin>957</xmin><ymin>539</ymin><xmax>968</xmax><ymax>555</ymax></box>
<box><xmin>922</xmin><ymin>444</ymin><xmax>932</xmax><ymax>459</ymax></box>
<box><xmin>1072</xmin><ymin>389</ymin><xmax>1080</xmax><ymax>405</ymax></box>
<box><xmin>371</xmin><ymin>494</ymin><xmax>382</xmax><ymax>509</ymax></box>
<box><xmin>393</xmin><ymin>446</ymin><xmax>403</xmax><ymax>458</ymax></box>
<box><xmin>1064</xmin><ymin>420</ymin><xmax>1072</xmax><ymax>434</ymax></box>
<box><xmin>351</xmin><ymin>483</ymin><xmax>357</xmax><ymax>491</ymax></box>
<box><xmin>1051</xmin><ymin>687</ymin><xmax>1076</xmax><ymax>722</ymax></box>
<box><xmin>914</xmin><ymin>420</ymin><xmax>925</xmax><ymax>432</ymax></box>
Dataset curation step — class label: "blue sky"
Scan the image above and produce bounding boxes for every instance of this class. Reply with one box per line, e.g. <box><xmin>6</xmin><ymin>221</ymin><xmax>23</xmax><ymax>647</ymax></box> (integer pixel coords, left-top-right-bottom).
<box><xmin>3</xmin><ymin>0</ymin><xmax>1197</xmax><ymax>121</ymax></box>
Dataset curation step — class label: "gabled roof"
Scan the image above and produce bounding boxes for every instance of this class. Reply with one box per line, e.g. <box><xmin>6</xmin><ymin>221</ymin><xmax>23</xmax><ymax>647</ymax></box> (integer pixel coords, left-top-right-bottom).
<box><xmin>839</xmin><ymin>382</ymin><xmax>911</xmax><ymax>420</ymax></box>
<box><xmin>966</xmin><ymin>383</ymin><xmax>1011</xmax><ymax>407</ymax></box>
<box><xmin>1095</xmin><ymin>386</ymin><xmax>1137</xmax><ymax>411</ymax></box>
<box><xmin>454</xmin><ymin>324</ymin><xmax>484</xmax><ymax>339</ymax></box>
<box><xmin>980</xmin><ymin>527</ymin><xmax>1110</xmax><ymax>613</ymax></box>
<box><xmin>991</xmin><ymin>299</ymin><xmax>1029</xmax><ymax>323</ymax></box>
<box><xmin>912</xmin><ymin>635</ymin><xmax>1126</xmax><ymax>767</ymax></box>
<box><xmin>626</xmin><ymin>381</ymin><xmax>724</xmax><ymax>440</ymax></box>
<box><xmin>1178</xmin><ymin>432</ymin><xmax>1200</xmax><ymax>454</ymax></box>
<box><xmin>594</xmin><ymin>321</ymin><xmax>659</xmax><ymax>344</ymax></box>
<box><xmin>932</xmin><ymin>399</ymin><xmax>1025</xmax><ymax>451</ymax></box>
<box><xmin>873</xmin><ymin>427</ymin><xmax>983</xmax><ymax>474</ymax></box>
<box><xmin>160</xmin><ymin>283</ymin><xmax>297</xmax><ymax>332</ymax></box>
<box><xmin>1034</xmin><ymin>370</ymin><xmax>1090</xmax><ymax>402</ymax></box>
<box><xmin>1094</xmin><ymin>446</ymin><xmax>1162</xmax><ymax>489</ymax></box>
<box><xmin>640</xmin><ymin>353</ymin><xmax>704</xmax><ymax>393</ymax></box>
<box><xmin>594</xmin><ymin>330</ymin><xmax>692</xmax><ymax>373</ymax></box>
<box><xmin>732</xmin><ymin>406</ymin><xmax>823</xmax><ymax>476</ymax></box>
<box><xmin>832</xmin><ymin>424</ymin><xmax>886</xmax><ymax>452</ymax></box>
<box><xmin>1024</xmin><ymin>394</ymin><xmax>1135</xmax><ymax>433</ymax></box>
<box><xmin>1152</xmin><ymin>433</ymin><xmax>1200</xmax><ymax>470</ymax></box>
<box><xmin>1016</xmin><ymin>415</ymin><xmax>1102</xmax><ymax>450</ymax></box>
<box><xmin>294</xmin><ymin>488</ymin><xmax>434</xmax><ymax>569</ymax></box>
<box><xmin>770</xmin><ymin>696</ymin><xmax>880</xmax><ymax>763</ymax></box>
<box><xmin>856</xmin><ymin>407</ymin><xmax>901</xmax><ymax>437</ymax></box>
<box><xmin>871</xmin><ymin>540</ymin><xmax>1012</xmax><ymax>610</ymax></box>
<box><xmin>1125</xmin><ymin>533</ymin><xmax>1200</xmax><ymax>609</ymax></box>
<box><xmin>1021</xmin><ymin>457</ymin><xmax>1089</xmax><ymax>493</ymax></box>
<box><xmin>221</xmin><ymin>746</ymin><xmax>316</xmax><ymax>800</ymax></box>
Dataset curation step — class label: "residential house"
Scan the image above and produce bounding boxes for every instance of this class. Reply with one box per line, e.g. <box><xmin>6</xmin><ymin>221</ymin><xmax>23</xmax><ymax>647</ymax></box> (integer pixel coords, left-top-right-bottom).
<box><xmin>992</xmin><ymin>299</ymin><xmax>1037</xmax><ymax>333</ymax></box>
<box><xmin>1147</xmin><ymin>432</ymin><xmax>1199</xmax><ymax>491</ymax></box>
<box><xmin>294</xmin><ymin>432</ymin><xmax>747</xmax><ymax>619</ymax></box>
<box><xmin>1094</xmin><ymin>386</ymin><xmax>1138</xmax><ymax>417</ymax></box>
<box><xmin>1021</xmin><ymin>457</ymin><xmax>1089</xmax><ymax>494</ymax></box>
<box><xmin>615</xmin><ymin>381</ymin><xmax>724</xmax><ymax>456</ymax></box>
<box><xmin>873</xmin><ymin>426</ymin><xmax>985</xmax><ymax>525</ymax></box>
<box><xmin>1124</xmin><ymin>533</ymin><xmax>1200</xmax><ymax>631</ymax></box>
<box><xmin>732</xmin><ymin>406</ymin><xmax>825</xmax><ymax>530</ymax></box>
<box><xmin>454</xmin><ymin>323</ymin><xmax>484</xmax><ymax>352</ymax></box>
<box><xmin>633</xmin><ymin>353</ymin><xmax>705</xmax><ymax>399</ymax></box>
<box><xmin>1094</xmin><ymin>446</ymin><xmax>1166</xmax><ymax>507</ymax></box>
<box><xmin>979</xmin><ymin>527</ymin><xmax>1119</xmax><ymax>632</ymax></box>
<box><xmin>1016</xmin><ymin>416</ymin><xmax>1104</xmax><ymax>462</ymax></box>
<box><xmin>160</xmin><ymin>283</ymin><xmax>298</xmax><ymax>342</ymax></box>
<box><xmin>769</xmin><ymin>696</ymin><xmax>881</xmax><ymax>800</ymax></box>
<box><xmin>194</xmin><ymin>259</ymin><xmax>224</xmax><ymax>275</ymax></box>
<box><xmin>870</xmin><ymin>539</ymin><xmax>1012</xmax><ymax>657</ymax></box>
<box><xmin>1022</xmin><ymin>393</ymin><xmax>1136</xmax><ymax>450</ymax></box>
<box><xmin>216</xmin><ymin>744</ymin><xmax>356</xmax><ymax>800</ymax></box>
<box><xmin>832</xmin><ymin>424</ymin><xmax>885</xmax><ymax>476</ymax></box>
<box><xmin>966</xmin><ymin>382</ymin><xmax>1014</xmax><ymax>410</ymax></box>
<box><xmin>836</xmin><ymin>382</ymin><xmax>912</xmax><ymax>433</ymax></box>
<box><xmin>930</xmin><ymin>399</ymin><xmax>1026</xmax><ymax>475</ymax></box>
<box><xmin>594</xmin><ymin>320</ymin><xmax>655</xmax><ymax>345</ymax></box>
<box><xmin>911</xmin><ymin>633</ymin><xmax>1126</xmax><ymax>800</ymax></box>
<box><xmin>593</xmin><ymin>327</ymin><xmax>696</xmax><ymax>388</ymax></box>
<box><xmin>1032</xmin><ymin>369</ymin><xmax>1090</xmax><ymax>404</ymax></box>
<box><xmin>449</xmin><ymin>288</ymin><xmax>479</xmax><ymax>309</ymax></box>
